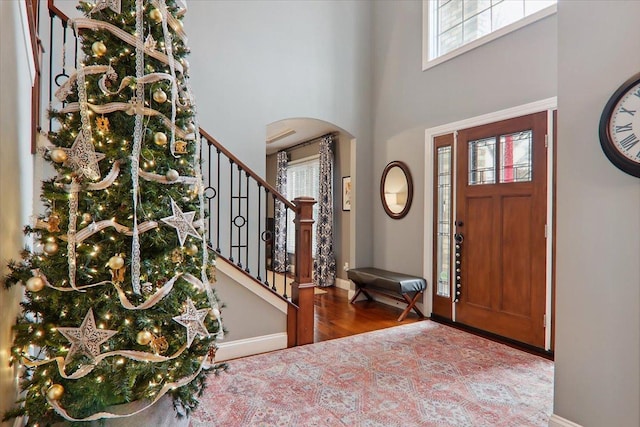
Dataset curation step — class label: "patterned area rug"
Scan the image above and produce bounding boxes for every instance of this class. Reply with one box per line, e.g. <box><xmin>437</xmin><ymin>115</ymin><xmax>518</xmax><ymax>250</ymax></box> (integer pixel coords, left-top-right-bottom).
<box><xmin>191</xmin><ymin>321</ymin><xmax>553</xmax><ymax>427</ymax></box>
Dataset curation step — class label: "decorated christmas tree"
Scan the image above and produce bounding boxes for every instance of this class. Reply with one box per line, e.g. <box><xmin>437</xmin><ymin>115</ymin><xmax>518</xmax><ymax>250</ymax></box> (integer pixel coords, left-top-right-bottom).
<box><xmin>3</xmin><ymin>0</ymin><xmax>225</xmax><ymax>424</ymax></box>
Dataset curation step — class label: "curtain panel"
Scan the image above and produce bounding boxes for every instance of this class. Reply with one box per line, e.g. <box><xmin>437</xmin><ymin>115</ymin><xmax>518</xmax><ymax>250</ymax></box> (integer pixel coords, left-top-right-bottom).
<box><xmin>313</xmin><ymin>135</ymin><xmax>336</xmax><ymax>287</ymax></box>
<box><xmin>273</xmin><ymin>151</ymin><xmax>288</xmax><ymax>273</ymax></box>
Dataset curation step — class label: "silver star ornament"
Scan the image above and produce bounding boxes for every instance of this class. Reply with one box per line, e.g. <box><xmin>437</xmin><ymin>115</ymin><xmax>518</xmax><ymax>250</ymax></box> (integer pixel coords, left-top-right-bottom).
<box><xmin>58</xmin><ymin>309</ymin><xmax>117</xmax><ymax>363</ymax></box>
<box><xmin>62</xmin><ymin>132</ymin><xmax>105</xmax><ymax>181</ymax></box>
<box><xmin>172</xmin><ymin>298</ymin><xmax>210</xmax><ymax>347</ymax></box>
<box><xmin>90</xmin><ymin>0</ymin><xmax>121</xmax><ymax>14</ymax></box>
<box><xmin>161</xmin><ymin>198</ymin><xmax>202</xmax><ymax>246</ymax></box>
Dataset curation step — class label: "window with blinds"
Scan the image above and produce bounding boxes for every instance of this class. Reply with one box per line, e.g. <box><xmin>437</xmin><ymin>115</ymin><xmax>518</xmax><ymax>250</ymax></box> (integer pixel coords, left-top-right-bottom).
<box><xmin>286</xmin><ymin>155</ymin><xmax>320</xmax><ymax>256</ymax></box>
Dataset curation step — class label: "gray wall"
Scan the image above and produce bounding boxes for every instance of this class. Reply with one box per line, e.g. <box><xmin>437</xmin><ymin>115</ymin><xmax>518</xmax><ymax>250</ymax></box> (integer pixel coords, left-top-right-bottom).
<box><xmin>371</xmin><ymin>0</ymin><xmax>557</xmax><ymax>276</ymax></box>
<box><xmin>554</xmin><ymin>1</ymin><xmax>640</xmax><ymax>426</ymax></box>
<box><xmin>185</xmin><ymin>0</ymin><xmax>373</xmax><ymax>269</ymax></box>
<box><xmin>0</xmin><ymin>2</ymin><xmax>36</xmax><ymax>423</ymax></box>
<box><xmin>215</xmin><ymin>270</ymin><xmax>286</xmax><ymax>341</ymax></box>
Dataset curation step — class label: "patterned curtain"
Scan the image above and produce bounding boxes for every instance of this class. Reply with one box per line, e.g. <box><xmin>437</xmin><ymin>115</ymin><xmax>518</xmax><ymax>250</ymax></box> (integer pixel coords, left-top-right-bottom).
<box><xmin>314</xmin><ymin>135</ymin><xmax>336</xmax><ymax>287</ymax></box>
<box><xmin>272</xmin><ymin>151</ymin><xmax>288</xmax><ymax>273</ymax></box>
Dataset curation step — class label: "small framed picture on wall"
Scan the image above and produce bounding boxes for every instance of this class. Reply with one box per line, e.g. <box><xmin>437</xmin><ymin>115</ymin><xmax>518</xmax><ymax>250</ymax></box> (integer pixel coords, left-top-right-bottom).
<box><xmin>342</xmin><ymin>176</ymin><xmax>351</xmax><ymax>211</ymax></box>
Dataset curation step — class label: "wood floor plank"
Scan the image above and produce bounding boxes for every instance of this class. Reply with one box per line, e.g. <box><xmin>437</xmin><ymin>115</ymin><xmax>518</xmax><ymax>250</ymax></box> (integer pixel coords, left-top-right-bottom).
<box><xmin>313</xmin><ymin>286</ymin><xmax>421</xmax><ymax>342</ymax></box>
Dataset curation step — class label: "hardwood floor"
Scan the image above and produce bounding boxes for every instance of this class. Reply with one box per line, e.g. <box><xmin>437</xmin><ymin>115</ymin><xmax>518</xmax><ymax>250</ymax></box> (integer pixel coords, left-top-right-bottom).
<box><xmin>313</xmin><ymin>286</ymin><xmax>422</xmax><ymax>343</ymax></box>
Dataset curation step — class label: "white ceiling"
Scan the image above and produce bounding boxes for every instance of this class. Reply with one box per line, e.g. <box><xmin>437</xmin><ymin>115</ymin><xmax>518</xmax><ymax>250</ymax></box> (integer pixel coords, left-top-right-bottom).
<box><xmin>265</xmin><ymin>118</ymin><xmax>346</xmax><ymax>155</ymax></box>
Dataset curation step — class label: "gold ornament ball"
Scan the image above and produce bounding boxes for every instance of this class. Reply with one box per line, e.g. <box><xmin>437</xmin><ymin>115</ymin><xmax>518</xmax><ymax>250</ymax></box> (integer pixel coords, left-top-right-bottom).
<box><xmin>210</xmin><ymin>307</ymin><xmax>220</xmax><ymax>319</ymax></box>
<box><xmin>25</xmin><ymin>276</ymin><xmax>45</xmax><ymax>292</ymax></box>
<box><xmin>47</xmin><ymin>384</ymin><xmax>65</xmax><ymax>401</ymax></box>
<box><xmin>92</xmin><ymin>41</ymin><xmax>107</xmax><ymax>57</ymax></box>
<box><xmin>137</xmin><ymin>330</ymin><xmax>153</xmax><ymax>346</ymax></box>
<box><xmin>166</xmin><ymin>169</ymin><xmax>179</xmax><ymax>182</ymax></box>
<box><xmin>185</xmin><ymin>244</ymin><xmax>198</xmax><ymax>256</ymax></box>
<box><xmin>82</xmin><ymin>213</ymin><xmax>92</xmax><ymax>223</ymax></box>
<box><xmin>149</xmin><ymin>8</ymin><xmax>163</xmax><ymax>23</ymax></box>
<box><xmin>44</xmin><ymin>241</ymin><xmax>59</xmax><ymax>255</ymax></box>
<box><xmin>108</xmin><ymin>255</ymin><xmax>125</xmax><ymax>270</ymax></box>
<box><xmin>154</xmin><ymin>132</ymin><xmax>168</xmax><ymax>147</ymax></box>
<box><xmin>153</xmin><ymin>89</ymin><xmax>168</xmax><ymax>103</ymax></box>
<box><xmin>50</xmin><ymin>149</ymin><xmax>67</xmax><ymax>163</ymax></box>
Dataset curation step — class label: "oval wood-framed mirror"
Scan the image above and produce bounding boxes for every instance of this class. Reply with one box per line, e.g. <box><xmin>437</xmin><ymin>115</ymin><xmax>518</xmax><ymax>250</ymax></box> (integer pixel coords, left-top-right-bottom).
<box><xmin>380</xmin><ymin>161</ymin><xmax>413</xmax><ymax>219</ymax></box>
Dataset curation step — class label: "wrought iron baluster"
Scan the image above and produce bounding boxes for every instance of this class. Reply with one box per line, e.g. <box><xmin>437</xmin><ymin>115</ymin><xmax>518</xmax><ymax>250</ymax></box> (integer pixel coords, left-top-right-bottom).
<box><xmin>282</xmin><ymin>208</ymin><xmax>289</xmax><ymax>300</ymax></box>
<box><xmin>244</xmin><ymin>171</ymin><xmax>250</xmax><ymax>273</ymax></box>
<box><xmin>228</xmin><ymin>158</ymin><xmax>234</xmax><ymax>263</ymax></box>
<box><xmin>215</xmin><ymin>147</ymin><xmax>221</xmax><ymax>252</ymax></box>
<box><xmin>48</xmin><ymin>13</ymin><xmax>54</xmax><ymax>132</ymax></box>
<box><xmin>235</xmin><ymin>164</ymin><xmax>242</xmax><ymax>269</ymax></box>
<box><xmin>256</xmin><ymin>182</ymin><xmax>262</xmax><ymax>282</ymax></box>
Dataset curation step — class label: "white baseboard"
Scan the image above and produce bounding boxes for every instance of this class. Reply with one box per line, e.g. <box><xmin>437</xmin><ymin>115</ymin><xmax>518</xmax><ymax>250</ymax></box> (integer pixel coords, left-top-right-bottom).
<box><xmin>549</xmin><ymin>414</ymin><xmax>583</xmax><ymax>427</ymax></box>
<box><xmin>215</xmin><ymin>332</ymin><xmax>287</xmax><ymax>362</ymax></box>
<box><xmin>335</xmin><ymin>278</ymin><xmax>351</xmax><ymax>291</ymax></box>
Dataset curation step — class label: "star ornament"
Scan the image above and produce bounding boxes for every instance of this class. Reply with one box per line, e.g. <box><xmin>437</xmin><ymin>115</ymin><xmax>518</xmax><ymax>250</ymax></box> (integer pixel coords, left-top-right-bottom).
<box><xmin>173</xmin><ymin>299</ymin><xmax>210</xmax><ymax>347</ymax></box>
<box><xmin>58</xmin><ymin>309</ymin><xmax>117</xmax><ymax>363</ymax></box>
<box><xmin>90</xmin><ymin>0</ymin><xmax>121</xmax><ymax>14</ymax></box>
<box><xmin>161</xmin><ymin>198</ymin><xmax>202</xmax><ymax>246</ymax></box>
<box><xmin>63</xmin><ymin>132</ymin><xmax>105</xmax><ymax>181</ymax></box>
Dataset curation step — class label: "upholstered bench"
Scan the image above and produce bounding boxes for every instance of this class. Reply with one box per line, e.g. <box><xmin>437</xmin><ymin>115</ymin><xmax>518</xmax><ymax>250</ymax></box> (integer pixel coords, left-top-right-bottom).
<box><xmin>347</xmin><ymin>267</ymin><xmax>427</xmax><ymax>321</ymax></box>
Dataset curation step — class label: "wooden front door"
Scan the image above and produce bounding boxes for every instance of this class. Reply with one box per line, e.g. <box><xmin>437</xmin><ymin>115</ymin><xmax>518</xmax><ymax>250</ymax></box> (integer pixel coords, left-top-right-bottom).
<box><xmin>455</xmin><ymin>112</ymin><xmax>547</xmax><ymax>348</ymax></box>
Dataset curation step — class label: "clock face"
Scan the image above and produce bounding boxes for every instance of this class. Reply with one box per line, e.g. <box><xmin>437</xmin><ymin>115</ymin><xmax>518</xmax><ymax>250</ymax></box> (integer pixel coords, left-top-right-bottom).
<box><xmin>599</xmin><ymin>72</ymin><xmax>640</xmax><ymax>178</ymax></box>
<box><xmin>609</xmin><ymin>82</ymin><xmax>640</xmax><ymax>161</ymax></box>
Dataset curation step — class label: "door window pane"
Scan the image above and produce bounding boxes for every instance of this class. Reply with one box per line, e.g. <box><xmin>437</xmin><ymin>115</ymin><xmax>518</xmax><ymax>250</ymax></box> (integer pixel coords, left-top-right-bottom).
<box><xmin>436</xmin><ymin>146</ymin><xmax>452</xmax><ymax>298</ymax></box>
<box><xmin>500</xmin><ymin>130</ymin><xmax>532</xmax><ymax>183</ymax></box>
<box><xmin>468</xmin><ymin>137</ymin><xmax>496</xmax><ymax>185</ymax></box>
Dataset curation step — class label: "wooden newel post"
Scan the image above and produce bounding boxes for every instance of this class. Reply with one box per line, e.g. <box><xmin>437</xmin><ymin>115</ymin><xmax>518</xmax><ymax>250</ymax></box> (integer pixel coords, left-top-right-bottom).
<box><xmin>292</xmin><ymin>196</ymin><xmax>316</xmax><ymax>346</ymax></box>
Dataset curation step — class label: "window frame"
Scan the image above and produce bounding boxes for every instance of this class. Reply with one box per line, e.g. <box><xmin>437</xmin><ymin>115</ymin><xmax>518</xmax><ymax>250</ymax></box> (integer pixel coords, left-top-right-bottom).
<box><xmin>422</xmin><ymin>0</ymin><xmax>557</xmax><ymax>71</ymax></box>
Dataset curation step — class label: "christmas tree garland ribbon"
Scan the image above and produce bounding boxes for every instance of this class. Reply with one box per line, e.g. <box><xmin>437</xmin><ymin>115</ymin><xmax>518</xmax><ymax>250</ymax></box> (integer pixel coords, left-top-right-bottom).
<box><xmin>128</xmin><ymin>0</ymin><xmax>146</xmax><ymax>295</ymax></box>
<box><xmin>23</xmin><ymin>342</ymin><xmax>190</xmax><ymax>380</ymax></box>
<box><xmin>138</xmin><ymin>168</ymin><xmax>197</xmax><ymax>185</ymax></box>
<box><xmin>71</xmin><ymin>18</ymin><xmax>184</xmax><ymax>74</ymax></box>
<box><xmin>59</xmin><ymin>102</ymin><xmax>193</xmax><ymax>140</ymax></box>
<box><xmin>151</xmin><ymin>0</ymin><xmax>188</xmax><ymax>44</ymax></box>
<box><xmin>47</xmin><ymin>356</ymin><xmax>207</xmax><ymax>422</ymax></box>
<box><xmin>98</xmin><ymin>71</ymin><xmax>174</xmax><ymax>97</ymax></box>
<box><xmin>56</xmin><ymin>66</ymin><xmax>176</xmax><ymax>102</ymax></box>
<box><xmin>114</xmin><ymin>273</ymin><xmax>182</xmax><ymax>310</ymax></box>
<box><xmin>58</xmin><ymin>219</ymin><xmax>159</xmax><ymax>244</ymax></box>
<box><xmin>55</xmin><ymin>65</ymin><xmax>110</xmax><ymax>101</ymax></box>
<box><xmin>156</xmin><ymin>0</ymin><xmax>178</xmax><ymax>157</ymax></box>
<box><xmin>56</xmin><ymin>160</ymin><xmax>196</xmax><ymax>193</ymax></box>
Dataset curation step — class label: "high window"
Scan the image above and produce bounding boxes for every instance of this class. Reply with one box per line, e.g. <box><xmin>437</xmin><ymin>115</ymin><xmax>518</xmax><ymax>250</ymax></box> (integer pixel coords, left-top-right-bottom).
<box><xmin>423</xmin><ymin>0</ymin><xmax>556</xmax><ymax>69</ymax></box>
<box><xmin>285</xmin><ymin>155</ymin><xmax>320</xmax><ymax>256</ymax></box>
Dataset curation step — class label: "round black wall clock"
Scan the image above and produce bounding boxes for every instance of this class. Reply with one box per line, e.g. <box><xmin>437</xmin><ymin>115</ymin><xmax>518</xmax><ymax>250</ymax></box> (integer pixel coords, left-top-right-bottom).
<box><xmin>599</xmin><ymin>71</ymin><xmax>640</xmax><ymax>178</ymax></box>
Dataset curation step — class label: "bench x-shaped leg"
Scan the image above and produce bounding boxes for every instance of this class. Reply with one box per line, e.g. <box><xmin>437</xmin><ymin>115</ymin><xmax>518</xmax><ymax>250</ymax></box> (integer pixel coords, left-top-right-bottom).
<box><xmin>398</xmin><ymin>292</ymin><xmax>425</xmax><ymax>321</ymax></box>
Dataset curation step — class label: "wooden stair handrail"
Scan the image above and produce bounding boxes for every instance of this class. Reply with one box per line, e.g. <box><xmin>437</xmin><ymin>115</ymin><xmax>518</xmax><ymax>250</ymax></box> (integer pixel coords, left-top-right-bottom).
<box><xmin>199</xmin><ymin>127</ymin><xmax>296</xmax><ymax>211</ymax></box>
<box><xmin>48</xmin><ymin>0</ymin><xmax>69</xmax><ymax>24</ymax></box>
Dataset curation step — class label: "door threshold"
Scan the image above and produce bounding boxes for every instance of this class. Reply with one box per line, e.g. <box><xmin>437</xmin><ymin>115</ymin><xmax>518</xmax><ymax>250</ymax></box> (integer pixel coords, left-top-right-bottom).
<box><xmin>430</xmin><ymin>315</ymin><xmax>554</xmax><ymax>361</ymax></box>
